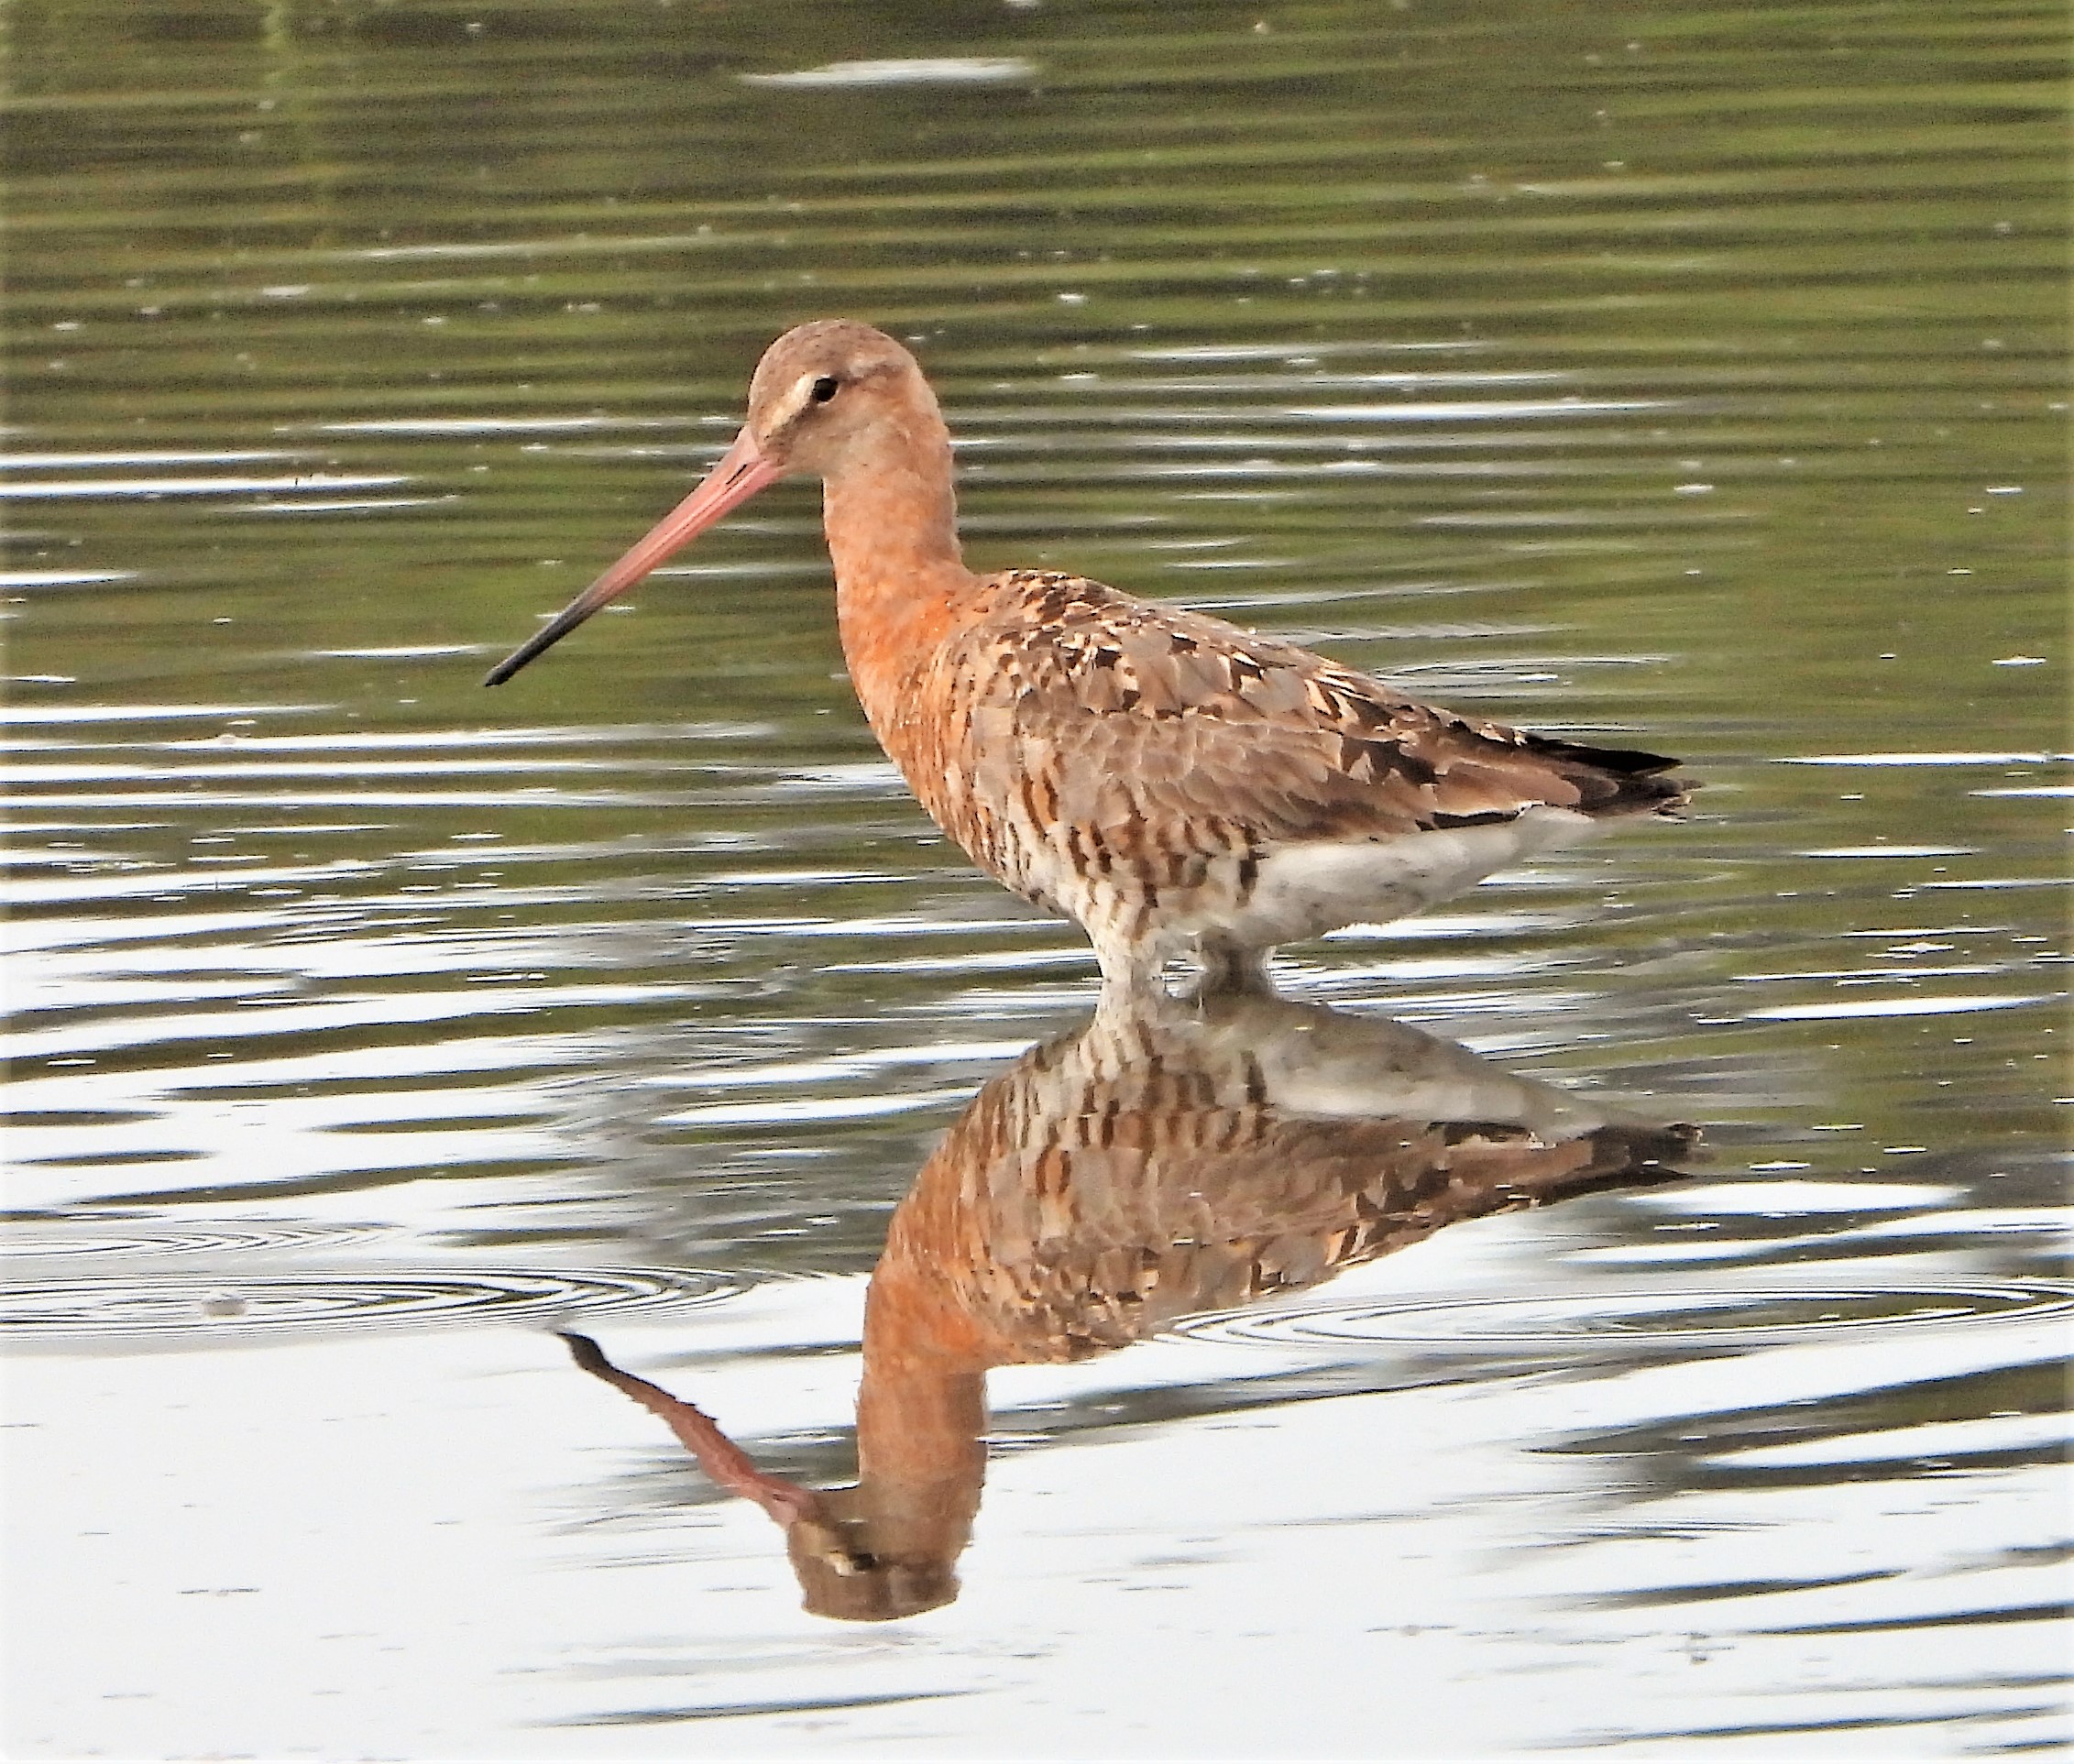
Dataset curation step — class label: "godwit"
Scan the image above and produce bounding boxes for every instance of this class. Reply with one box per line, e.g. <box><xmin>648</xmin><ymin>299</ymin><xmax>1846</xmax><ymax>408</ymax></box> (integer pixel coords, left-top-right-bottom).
<box><xmin>487</xmin><ymin>321</ymin><xmax>1693</xmax><ymax>992</ymax></box>
<box><xmin>564</xmin><ymin>991</ymin><xmax>1696</xmax><ymax>1619</ymax></box>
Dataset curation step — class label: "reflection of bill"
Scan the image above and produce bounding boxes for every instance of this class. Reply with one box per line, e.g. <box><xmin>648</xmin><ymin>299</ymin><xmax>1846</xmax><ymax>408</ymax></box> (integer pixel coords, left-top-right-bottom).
<box><xmin>564</xmin><ymin>992</ymin><xmax>1699</xmax><ymax>1621</ymax></box>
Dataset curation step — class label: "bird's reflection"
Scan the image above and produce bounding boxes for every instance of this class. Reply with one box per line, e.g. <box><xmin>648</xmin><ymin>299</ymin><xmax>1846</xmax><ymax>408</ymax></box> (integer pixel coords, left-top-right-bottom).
<box><xmin>564</xmin><ymin>992</ymin><xmax>1698</xmax><ymax>1620</ymax></box>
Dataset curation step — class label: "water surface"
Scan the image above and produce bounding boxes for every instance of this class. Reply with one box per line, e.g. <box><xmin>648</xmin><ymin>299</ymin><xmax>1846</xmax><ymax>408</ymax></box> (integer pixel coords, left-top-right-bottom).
<box><xmin>4</xmin><ymin>0</ymin><xmax>2067</xmax><ymax>1755</ymax></box>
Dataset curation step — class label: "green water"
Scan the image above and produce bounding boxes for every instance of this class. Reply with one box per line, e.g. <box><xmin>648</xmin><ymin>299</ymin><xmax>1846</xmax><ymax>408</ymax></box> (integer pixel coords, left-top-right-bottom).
<box><xmin>5</xmin><ymin>0</ymin><xmax>2067</xmax><ymax>1753</ymax></box>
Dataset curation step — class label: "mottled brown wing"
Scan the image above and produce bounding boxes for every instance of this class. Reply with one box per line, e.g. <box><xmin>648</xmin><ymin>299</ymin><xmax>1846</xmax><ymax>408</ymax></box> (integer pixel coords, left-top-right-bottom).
<box><xmin>880</xmin><ymin>995</ymin><xmax>1697</xmax><ymax>1363</ymax></box>
<box><xmin>953</xmin><ymin>572</ymin><xmax>1684</xmax><ymax>845</ymax></box>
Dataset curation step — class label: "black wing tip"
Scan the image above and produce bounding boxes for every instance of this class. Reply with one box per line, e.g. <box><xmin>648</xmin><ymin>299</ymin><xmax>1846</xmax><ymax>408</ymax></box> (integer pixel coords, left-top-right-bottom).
<box><xmin>1520</xmin><ymin>732</ymin><xmax>1697</xmax><ymax>817</ymax></box>
<box><xmin>1575</xmin><ymin>1120</ymin><xmax>1706</xmax><ymax>1190</ymax></box>
<box><xmin>1529</xmin><ymin>735</ymin><xmax>1684</xmax><ymax>776</ymax></box>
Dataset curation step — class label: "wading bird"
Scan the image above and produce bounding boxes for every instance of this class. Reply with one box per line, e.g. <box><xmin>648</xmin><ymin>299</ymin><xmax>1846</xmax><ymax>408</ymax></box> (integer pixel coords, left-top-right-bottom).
<box><xmin>486</xmin><ymin>321</ymin><xmax>1690</xmax><ymax>994</ymax></box>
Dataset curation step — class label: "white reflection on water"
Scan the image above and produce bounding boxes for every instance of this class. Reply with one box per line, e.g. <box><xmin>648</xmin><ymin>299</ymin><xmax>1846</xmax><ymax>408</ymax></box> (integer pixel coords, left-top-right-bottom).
<box><xmin>1745</xmin><ymin>992</ymin><xmax>2058</xmax><ymax>1022</ymax></box>
<box><xmin>0</xmin><ymin>474</ymin><xmax>409</xmax><ymax>499</ymax></box>
<box><xmin>19</xmin><ymin>975</ymin><xmax>2056</xmax><ymax>1753</ymax></box>
<box><xmin>0</xmin><ymin>451</ymin><xmax>298</xmax><ymax>468</ymax></box>
<box><xmin>741</xmin><ymin>58</ymin><xmax>1040</xmax><ymax>89</ymax></box>
<box><xmin>1783</xmin><ymin>751</ymin><xmax>2071</xmax><ymax>767</ymax></box>
<box><xmin>14</xmin><ymin>1294</ymin><xmax>2058</xmax><ymax>1756</ymax></box>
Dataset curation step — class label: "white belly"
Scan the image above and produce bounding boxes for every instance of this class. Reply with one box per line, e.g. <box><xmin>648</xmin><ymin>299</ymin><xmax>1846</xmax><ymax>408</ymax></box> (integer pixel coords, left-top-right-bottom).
<box><xmin>1212</xmin><ymin>807</ymin><xmax>1600</xmax><ymax>949</ymax></box>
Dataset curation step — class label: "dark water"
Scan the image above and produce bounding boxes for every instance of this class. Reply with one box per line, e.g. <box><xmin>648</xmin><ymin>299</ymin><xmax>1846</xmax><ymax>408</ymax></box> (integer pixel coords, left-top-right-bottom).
<box><xmin>4</xmin><ymin>0</ymin><xmax>2068</xmax><ymax>1755</ymax></box>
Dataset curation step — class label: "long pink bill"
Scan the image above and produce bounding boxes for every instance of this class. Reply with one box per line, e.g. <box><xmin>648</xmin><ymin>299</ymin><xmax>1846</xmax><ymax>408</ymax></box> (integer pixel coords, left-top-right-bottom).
<box><xmin>482</xmin><ymin>426</ymin><xmax>782</xmax><ymax>686</ymax></box>
<box><xmin>557</xmin><ymin>1331</ymin><xmax>827</xmax><ymax>1531</ymax></box>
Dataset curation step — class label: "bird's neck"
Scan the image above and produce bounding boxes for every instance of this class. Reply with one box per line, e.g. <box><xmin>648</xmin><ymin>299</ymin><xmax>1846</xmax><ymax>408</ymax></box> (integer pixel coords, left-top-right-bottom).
<box><xmin>840</xmin><ymin>1244</ymin><xmax>992</xmax><ymax>1564</ymax></box>
<box><xmin>821</xmin><ymin>405</ymin><xmax>977</xmax><ymax>739</ymax></box>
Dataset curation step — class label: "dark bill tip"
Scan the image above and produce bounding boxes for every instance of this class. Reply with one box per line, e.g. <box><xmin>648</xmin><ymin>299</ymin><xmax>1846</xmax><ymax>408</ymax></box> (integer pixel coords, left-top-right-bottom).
<box><xmin>478</xmin><ymin>424</ymin><xmax>781</xmax><ymax>688</ymax></box>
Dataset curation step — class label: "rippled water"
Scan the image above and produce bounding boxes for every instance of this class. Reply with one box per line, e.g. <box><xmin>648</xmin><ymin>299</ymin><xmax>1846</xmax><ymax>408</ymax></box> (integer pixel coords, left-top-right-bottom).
<box><xmin>5</xmin><ymin>0</ymin><xmax>2067</xmax><ymax>1756</ymax></box>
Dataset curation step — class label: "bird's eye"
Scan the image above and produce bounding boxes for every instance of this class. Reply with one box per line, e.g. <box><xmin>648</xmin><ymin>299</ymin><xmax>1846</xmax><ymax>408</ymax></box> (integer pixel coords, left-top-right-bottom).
<box><xmin>809</xmin><ymin>375</ymin><xmax>840</xmax><ymax>404</ymax></box>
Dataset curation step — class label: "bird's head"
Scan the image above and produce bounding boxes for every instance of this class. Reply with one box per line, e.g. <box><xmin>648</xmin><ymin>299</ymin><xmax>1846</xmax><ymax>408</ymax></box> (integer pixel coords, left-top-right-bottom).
<box><xmin>482</xmin><ymin>319</ymin><xmax>936</xmax><ymax>686</ymax></box>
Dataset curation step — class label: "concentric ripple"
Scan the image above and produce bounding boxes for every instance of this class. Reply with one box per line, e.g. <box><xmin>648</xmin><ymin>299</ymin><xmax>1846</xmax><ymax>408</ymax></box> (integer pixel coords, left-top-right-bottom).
<box><xmin>0</xmin><ymin>1218</ymin><xmax>387</xmax><ymax>1262</ymax></box>
<box><xmin>0</xmin><ymin>1265</ymin><xmax>741</xmax><ymax>1343</ymax></box>
<box><xmin>1170</xmin><ymin>1278</ymin><xmax>2074</xmax><ymax>1353</ymax></box>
